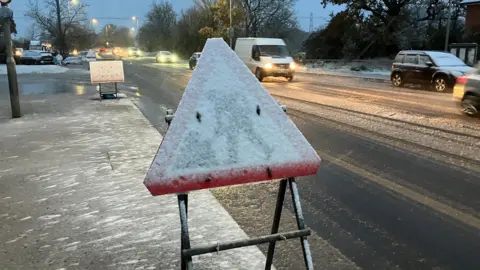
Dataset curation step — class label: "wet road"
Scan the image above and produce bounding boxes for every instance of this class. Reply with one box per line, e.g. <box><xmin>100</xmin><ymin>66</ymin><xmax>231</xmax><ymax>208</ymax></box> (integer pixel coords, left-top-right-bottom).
<box><xmin>121</xmin><ymin>58</ymin><xmax>480</xmax><ymax>270</ymax></box>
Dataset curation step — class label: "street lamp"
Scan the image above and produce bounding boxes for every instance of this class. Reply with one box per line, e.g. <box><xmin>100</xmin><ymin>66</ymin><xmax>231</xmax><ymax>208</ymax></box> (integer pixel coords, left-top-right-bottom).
<box><xmin>91</xmin><ymin>18</ymin><xmax>98</xmax><ymax>24</ymax></box>
<box><xmin>68</xmin><ymin>0</ymin><xmax>79</xmax><ymax>17</ymax></box>
<box><xmin>132</xmin><ymin>16</ymin><xmax>139</xmax><ymax>30</ymax></box>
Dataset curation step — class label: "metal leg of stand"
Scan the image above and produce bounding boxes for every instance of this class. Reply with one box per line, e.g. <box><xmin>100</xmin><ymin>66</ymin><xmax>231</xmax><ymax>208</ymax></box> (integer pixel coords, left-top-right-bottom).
<box><xmin>289</xmin><ymin>178</ymin><xmax>314</xmax><ymax>269</ymax></box>
<box><xmin>115</xmin><ymin>82</ymin><xmax>118</xmax><ymax>98</ymax></box>
<box><xmin>98</xmin><ymin>83</ymin><xmax>102</xmax><ymax>101</ymax></box>
<box><xmin>178</xmin><ymin>194</ymin><xmax>193</xmax><ymax>270</ymax></box>
<box><xmin>265</xmin><ymin>179</ymin><xmax>288</xmax><ymax>270</ymax></box>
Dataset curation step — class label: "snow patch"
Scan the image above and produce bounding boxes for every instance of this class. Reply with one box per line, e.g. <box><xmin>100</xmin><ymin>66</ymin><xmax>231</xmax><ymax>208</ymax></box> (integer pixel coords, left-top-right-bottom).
<box><xmin>0</xmin><ymin>65</ymin><xmax>74</xmax><ymax>74</ymax></box>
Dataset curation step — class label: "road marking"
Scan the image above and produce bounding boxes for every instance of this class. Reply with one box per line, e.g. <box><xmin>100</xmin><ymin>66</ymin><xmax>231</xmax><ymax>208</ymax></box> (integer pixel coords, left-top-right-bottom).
<box><xmin>319</xmin><ymin>151</ymin><xmax>480</xmax><ymax>230</ymax></box>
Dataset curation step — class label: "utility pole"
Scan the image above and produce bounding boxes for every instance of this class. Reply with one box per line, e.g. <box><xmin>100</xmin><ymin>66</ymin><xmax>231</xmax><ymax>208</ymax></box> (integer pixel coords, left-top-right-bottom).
<box><xmin>444</xmin><ymin>0</ymin><xmax>453</xmax><ymax>52</ymax></box>
<box><xmin>309</xmin><ymin>13</ymin><xmax>314</xmax><ymax>33</ymax></box>
<box><xmin>55</xmin><ymin>0</ymin><xmax>63</xmax><ymax>54</ymax></box>
<box><xmin>0</xmin><ymin>1</ymin><xmax>21</xmax><ymax>118</ymax></box>
<box><xmin>229</xmin><ymin>0</ymin><xmax>233</xmax><ymax>48</ymax></box>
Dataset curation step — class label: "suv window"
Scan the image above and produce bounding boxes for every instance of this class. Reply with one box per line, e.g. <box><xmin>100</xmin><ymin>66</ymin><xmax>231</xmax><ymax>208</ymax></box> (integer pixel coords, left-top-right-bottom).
<box><xmin>404</xmin><ymin>54</ymin><xmax>418</xmax><ymax>64</ymax></box>
<box><xmin>394</xmin><ymin>54</ymin><xmax>405</xmax><ymax>63</ymax></box>
<box><xmin>418</xmin><ymin>55</ymin><xmax>432</xmax><ymax>66</ymax></box>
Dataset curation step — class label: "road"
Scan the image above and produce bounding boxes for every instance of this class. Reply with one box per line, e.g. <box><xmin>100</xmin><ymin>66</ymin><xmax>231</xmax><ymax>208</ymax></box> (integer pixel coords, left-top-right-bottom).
<box><xmin>121</xmin><ymin>58</ymin><xmax>480</xmax><ymax>270</ymax></box>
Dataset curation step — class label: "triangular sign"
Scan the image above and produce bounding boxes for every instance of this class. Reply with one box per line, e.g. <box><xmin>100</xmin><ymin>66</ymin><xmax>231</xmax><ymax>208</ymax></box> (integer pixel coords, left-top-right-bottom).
<box><xmin>144</xmin><ymin>38</ymin><xmax>321</xmax><ymax>196</ymax></box>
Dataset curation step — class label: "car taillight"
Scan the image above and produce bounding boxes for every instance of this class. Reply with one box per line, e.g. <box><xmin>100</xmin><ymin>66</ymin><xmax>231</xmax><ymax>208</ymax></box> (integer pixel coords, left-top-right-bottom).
<box><xmin>456</xmin><ymin>76</ymin><xmax>468</xmax><ymax>85</ymax></box>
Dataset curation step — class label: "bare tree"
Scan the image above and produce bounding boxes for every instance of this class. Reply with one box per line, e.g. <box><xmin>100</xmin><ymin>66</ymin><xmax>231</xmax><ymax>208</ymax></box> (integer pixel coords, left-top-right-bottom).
<box><xmin>27</xmin><ymin>24</ymin><xmax>39</xmax><ymax>40</ymax></box>
<box><xmin>25</xmin><ymin>0</ymin><xmax>90</xmax><ymax>51</ymax></box>
<box><xmin>239</xmin><ymin>0</ymin><xmax>298</xmax><ymax>37</ymax></box>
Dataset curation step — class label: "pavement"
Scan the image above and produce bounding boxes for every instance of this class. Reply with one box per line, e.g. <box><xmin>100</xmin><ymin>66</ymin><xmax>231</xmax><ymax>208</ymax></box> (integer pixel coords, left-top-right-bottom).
<box><xmin>120</xmin><ymin>58</ymin><xmax>480</xmax><ymax>270</ymax></box>
<box><xmin>0</xmin><ymin>77</ymin><xmax>273</xmax><ymax>269</ymax></box>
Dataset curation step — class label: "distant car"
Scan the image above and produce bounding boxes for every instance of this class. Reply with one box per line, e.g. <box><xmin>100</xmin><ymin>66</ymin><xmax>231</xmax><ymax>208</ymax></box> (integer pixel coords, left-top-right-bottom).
<box><xmin>112</xmin><ymin>47</ymin><xmax>127</xmax><ymax>59</ymax></box>
<box><xmin>453</xmin><ymin>71</ymin><xmax>480</xmax><ymax>117</ymax></box>
<box><xmin>391</xmin><ymin>50</ymin><xmax>475</xmax><ymax>92</ymax></box>
<box><xmin>189</xmin><ymin>52</ymin><xmax>201</xmax><ymax>70</ymax></box>
<box><xmin>20</xmin><ymin>50</ymin><xmax>54</xmax><ymax>65</ymax></box>
<box><xmin>63</xmin><ymin>56</ymin><xmax>83</xmax><ymax>65</ymax></box>
<box><xmin>128</xmin><ymin>47</ymin><xmax>141</xmax><ymax>57</ymax></box>
<box><xmin>156</xmin><ymin>51</ymin><xmax>177</xmax><ymax>63</ymax></box>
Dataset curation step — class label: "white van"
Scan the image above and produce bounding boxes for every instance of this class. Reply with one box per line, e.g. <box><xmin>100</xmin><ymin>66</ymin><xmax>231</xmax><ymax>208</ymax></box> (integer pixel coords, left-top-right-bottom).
<box><xmin>235</xmin><ymin>38</ymin><xmax>295</xmax><ymax>82</ymax></box>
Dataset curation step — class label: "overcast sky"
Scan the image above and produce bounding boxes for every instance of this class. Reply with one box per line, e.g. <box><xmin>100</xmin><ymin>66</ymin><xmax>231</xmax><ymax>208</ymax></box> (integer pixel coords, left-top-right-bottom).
<box><xmin>8</xmin><ymin>0</ymin><xmax>343</xmax><ymax>37</ymax></box>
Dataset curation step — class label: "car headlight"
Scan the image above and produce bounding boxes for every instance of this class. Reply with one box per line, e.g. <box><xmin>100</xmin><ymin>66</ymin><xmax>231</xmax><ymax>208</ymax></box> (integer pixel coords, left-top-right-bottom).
<box><xmin>128</xmin><ymin>50</ymin><xmax>133</xmax><ymax>54</ymax></box>
<box><xmin>172</xmin><ymin>55</ymin><xmax>177</xmax><ymax>61</ymax></box>
<box><xmin>289</xmin><ymin>62</ymin><xmax>296</xmax><ymax>69</ymax></box>
<box><xmin>160</xmin><ymin>56</ymin><xmax>165</xmax><ymax>61</ymax></box>
<box><xmin>264</xmin><ymin>63</ymin><xmax>273</xmax><ymax>69</ymax></box>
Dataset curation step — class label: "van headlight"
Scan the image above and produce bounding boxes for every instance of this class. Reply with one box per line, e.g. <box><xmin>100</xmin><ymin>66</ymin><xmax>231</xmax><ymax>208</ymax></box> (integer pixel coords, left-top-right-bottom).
<box><xmin>289</xmin><ymin>62</ymin><xmax>296</xmax><ymax>69</ymax></box>
<box><xmin>264</xmin><ymin>63</ymin><xmax>273</xmax><ymax>69</ymax></box>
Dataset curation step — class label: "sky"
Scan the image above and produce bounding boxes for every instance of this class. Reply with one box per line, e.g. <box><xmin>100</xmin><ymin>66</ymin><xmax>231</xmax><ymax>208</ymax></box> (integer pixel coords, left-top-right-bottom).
<box><xmin>8</xmin><ymin>0</ymin><xmax>343</xmax><ymax>38</ymax></box>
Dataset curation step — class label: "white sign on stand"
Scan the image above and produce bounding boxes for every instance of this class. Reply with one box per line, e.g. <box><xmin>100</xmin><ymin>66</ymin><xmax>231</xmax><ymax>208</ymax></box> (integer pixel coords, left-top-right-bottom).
<box><xmin>89</xmin><ymin>61</ymin><xmax>124</xmax><ymax>100</ymax></box>
<box><xmin>89</xmin><ymin>61</ymin><xmax>124</xmax><ymax>84</ymax></box>
<box><xmin>144</xmin><ymin>38</ymin><xmax>321</xmax><ymax>270</ymax></box>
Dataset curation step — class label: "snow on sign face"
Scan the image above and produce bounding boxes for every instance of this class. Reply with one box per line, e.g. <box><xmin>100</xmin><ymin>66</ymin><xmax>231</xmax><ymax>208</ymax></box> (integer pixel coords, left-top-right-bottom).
<box><xmin>144</xmin><ymin>38</ymin><xmax>321</xmax><ymax>196</ymax></box>
<box><xmin>89</xmin><ymin>61</ymin><xmax>125</xmax><ymax>84</ymax></box>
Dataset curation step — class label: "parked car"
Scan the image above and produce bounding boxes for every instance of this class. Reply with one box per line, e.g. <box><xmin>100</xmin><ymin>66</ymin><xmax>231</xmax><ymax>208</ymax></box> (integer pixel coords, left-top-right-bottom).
<box><xmin>20</xmin><ymin>50</ymin><xmax>54</xmax><ymax>65</ymax></box>
<box><xmin>234</xmin><ymin>38</ymin><xmax>295</xmax><ymax>82</ymax></box>
<box><xmin>391</xmin><ymin>50</ymin><xmax>475</xmax><ymax>92</ymax></box>
<box><xmin>63</xmin><ymin>56</ymin><xmax>83</xmax><ymax>65</ymax></box>
<box><xmin>453</xmin><ymin>71</ymin><xmax>480</xmax><ymax>117</ymax></box>
<box><xmin>189</xmin><ymin>52</ymin><xmax>201</xmax><ymax>70</ymax></box>
<box><xmin>156</xmin><ymin>51</ymin><xmax>177</xmax><ymax>63</ymax></box>
<box><xmin>128</xmin><ymin>47</ymin><xmax>141</xmax><ymax>57</ymax></box>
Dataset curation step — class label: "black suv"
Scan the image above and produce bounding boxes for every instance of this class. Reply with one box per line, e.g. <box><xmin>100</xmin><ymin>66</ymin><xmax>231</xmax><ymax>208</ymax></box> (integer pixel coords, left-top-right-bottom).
<box><xmin>391</xmin><ymin>50</ymin><xmax>474</xmax><ymax>92</ymax></box>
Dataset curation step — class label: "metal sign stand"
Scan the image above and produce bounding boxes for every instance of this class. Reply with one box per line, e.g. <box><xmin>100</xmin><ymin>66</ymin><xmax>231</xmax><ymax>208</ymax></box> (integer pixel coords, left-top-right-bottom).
<box><xmin>98</xmin><ymin>82</ymin><xmax>119</xmax><ymax>101</ymax></box>
<box><xmin>164</xmin><ymin>105</ymin><xmax>314</xmax><ymax>270</ymax></box>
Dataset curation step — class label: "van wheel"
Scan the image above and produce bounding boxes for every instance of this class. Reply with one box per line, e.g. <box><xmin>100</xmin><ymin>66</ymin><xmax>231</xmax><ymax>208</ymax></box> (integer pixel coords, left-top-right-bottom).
<box><xmin>255</xmin><ymin>68</ymin><xmax>264</xmax><ymax>82</ymax></box>
<box><xmin>287</xmin><ymin>75</ymin><xmax>294</xmax><ymax>82</ymax></box>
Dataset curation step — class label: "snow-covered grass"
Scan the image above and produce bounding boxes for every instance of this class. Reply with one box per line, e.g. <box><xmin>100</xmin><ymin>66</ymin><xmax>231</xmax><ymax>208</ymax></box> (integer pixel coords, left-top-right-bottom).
<box><xmin>297</xmin><ymin>59</ymin><xmax>392</xmax><ymax>78</ymax></box>
<box><xmin>0</xmin><ymin>65</ymin><xmax>72</xmax><ymax>75</ymax></box>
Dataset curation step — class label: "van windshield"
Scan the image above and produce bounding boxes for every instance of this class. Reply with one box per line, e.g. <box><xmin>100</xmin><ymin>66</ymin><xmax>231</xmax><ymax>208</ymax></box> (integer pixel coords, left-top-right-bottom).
<box><xmin>258</xmin><ymin>45</ymin><xmax>290</xmax><ymax>57</ymax></box>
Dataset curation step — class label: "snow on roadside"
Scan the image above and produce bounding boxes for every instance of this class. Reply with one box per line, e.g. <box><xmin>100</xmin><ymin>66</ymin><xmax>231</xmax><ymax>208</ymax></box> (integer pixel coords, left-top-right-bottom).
<box><xmin>297</xmin><ymin>60</ymin><xmax>391</xmax><ymax>78</ymax></box>
<box><xmin>0</xmin><ymin>65</ymin><xmax>78</xmax><ymax>75</ymax></box>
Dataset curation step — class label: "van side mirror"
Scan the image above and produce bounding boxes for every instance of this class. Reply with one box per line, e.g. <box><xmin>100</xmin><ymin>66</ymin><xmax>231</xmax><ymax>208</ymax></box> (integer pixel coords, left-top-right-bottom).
<box><xmin>425</xmin><ymin>61</ymin><xmax>433</xmax><ymax>66</ymax></box>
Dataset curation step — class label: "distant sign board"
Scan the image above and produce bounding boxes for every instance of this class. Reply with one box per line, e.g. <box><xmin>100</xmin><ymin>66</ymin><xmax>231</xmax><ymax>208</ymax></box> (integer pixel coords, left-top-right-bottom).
<box><xmin>89</xmin><ymin>61</ymin><xmax>124</xmax><ymax>84</ymax></box>
<box><xmin>144</xmin><ymin>38</ymin><xmax>321</xmax><ymax>196</ymax></box>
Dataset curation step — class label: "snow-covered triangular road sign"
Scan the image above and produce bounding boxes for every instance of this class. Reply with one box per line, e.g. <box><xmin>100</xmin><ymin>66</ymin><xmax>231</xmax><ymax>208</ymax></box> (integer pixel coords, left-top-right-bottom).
<box><xmin>144</xmin><ymin>38</ymin><xmax>321</xmax><ymax>196</ymax></box>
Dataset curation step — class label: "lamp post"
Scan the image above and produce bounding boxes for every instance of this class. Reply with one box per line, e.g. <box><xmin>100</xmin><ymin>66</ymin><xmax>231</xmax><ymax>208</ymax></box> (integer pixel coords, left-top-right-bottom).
<box><xmin>229</xmin><ymin>0</ymin><xmax>233</xmax><ymax>48</ymax></box>
<box><xmin>444</xmin><ymin>0</ymin><xmax>453</xmax><ymax>52</ymax></box>
<box><xmin>132</xmin><ymin>16</ymin><xmax>138</xmax><ymax>31</ymax></box>
<box><xmin>0</xmin><ymin>0</ymin><xmax>21</xmax><ymax>118</ymax></box>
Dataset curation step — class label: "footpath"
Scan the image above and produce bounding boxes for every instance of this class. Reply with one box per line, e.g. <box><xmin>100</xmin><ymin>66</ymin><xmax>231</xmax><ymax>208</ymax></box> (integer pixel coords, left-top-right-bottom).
<box><xmin>0</xmin><ymin>79</ymin><xmax>271</xmax><ymax>269</ymax></box>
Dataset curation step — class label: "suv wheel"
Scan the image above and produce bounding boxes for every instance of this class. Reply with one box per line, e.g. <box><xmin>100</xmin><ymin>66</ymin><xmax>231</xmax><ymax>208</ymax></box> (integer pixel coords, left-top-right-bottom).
<box><xmin>433</xmin><ymin>76</ymin><xmax>449</xmax><ymax>92</ymax></box>
<box><xmin>461</xmin><ymin>95</ymin><xmax>480</xmax><ymax>117</ymax></box>
<box><xmin>391</xmin><ymin>73</ymin><xmax>403</xmax><ymax>87</ymax></box>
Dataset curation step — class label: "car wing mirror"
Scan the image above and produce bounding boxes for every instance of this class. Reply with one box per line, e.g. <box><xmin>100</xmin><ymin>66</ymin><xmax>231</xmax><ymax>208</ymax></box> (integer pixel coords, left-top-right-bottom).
<box><xmin>425</xmin><ymin>61</ymin><xmax>433</xmax><ymax>66</ymax></box>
